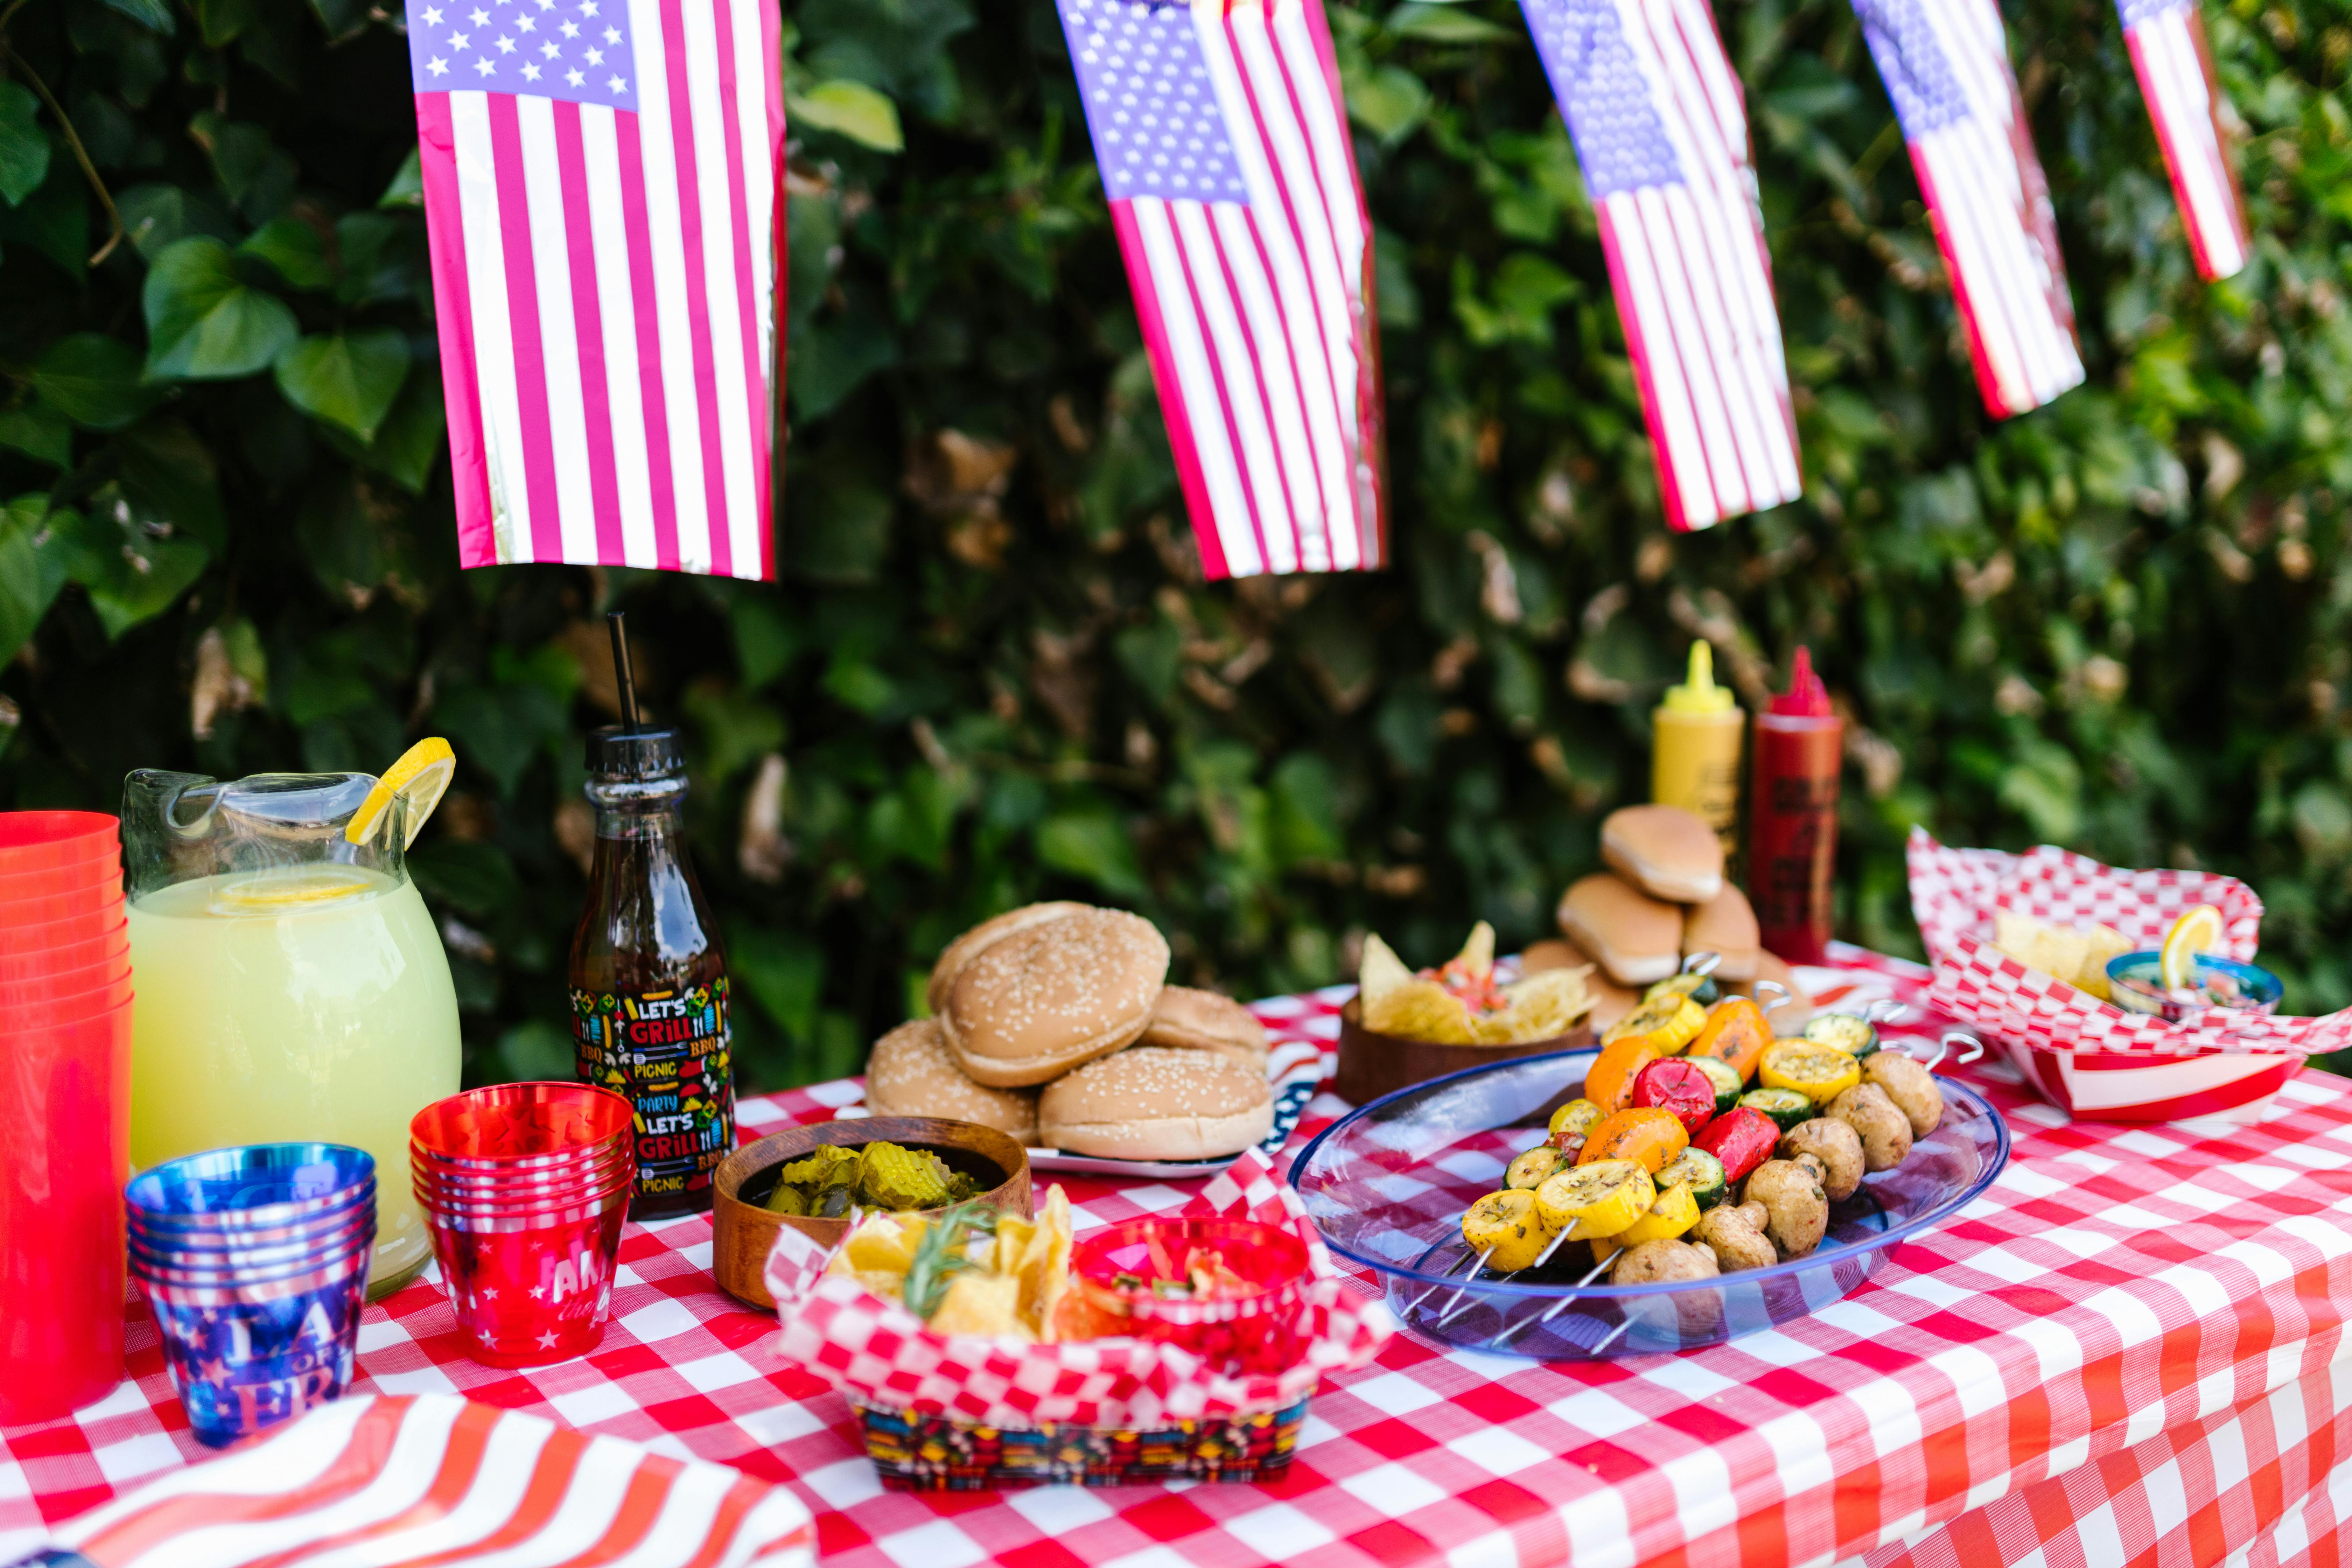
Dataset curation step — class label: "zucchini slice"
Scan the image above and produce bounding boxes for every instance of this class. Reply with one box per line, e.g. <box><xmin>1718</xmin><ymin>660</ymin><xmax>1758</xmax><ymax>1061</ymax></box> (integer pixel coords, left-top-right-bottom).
<box><xmin>1802</xmin><ymin>1013</ymin><xmax>1880</xmax><ymax>1058</ymax></box>
<box><xmin>1653</xmin><ymin>1146</ymin><xmax>1728</xmax><ymax>1210</ymax></box>
<box><xmin>1643</xmin><ymin>970</ymin><xmax>1721</xmax><ymax>1009</ymax></box>
<box><xmin>1738</xmin><ymin>1086</ymin><xmax>1815</xmax><ymax>1133</ymax></box>
<box><xmin>1686</xmin><ymin>1054</ymin><xmax>1743</xmax><ymax>1116</ymax></box>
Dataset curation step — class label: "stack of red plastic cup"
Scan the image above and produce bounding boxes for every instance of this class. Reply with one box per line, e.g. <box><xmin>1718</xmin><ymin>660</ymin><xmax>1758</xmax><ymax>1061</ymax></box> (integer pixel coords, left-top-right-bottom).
<box><xmin>410</xmin><ymin>1083</ymin><xmax>635</xmax><ymax>1368</ymax></box>
<box><xmin>0</xmin><ymin>811</ymin><xmax>132</xmax><ymax>1424</ymax></box>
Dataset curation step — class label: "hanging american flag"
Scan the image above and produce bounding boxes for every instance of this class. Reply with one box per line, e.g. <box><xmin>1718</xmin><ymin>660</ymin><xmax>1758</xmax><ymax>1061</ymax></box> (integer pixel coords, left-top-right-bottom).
<box><xmin>1851</xmin><ymin>0</ymin><xmax>2083</xmax><ymax>419</ymax></box>
<box><xmin>406</xmin><ymin>0</ymin><xmax>785</xmax><ymax>578</ymax></box>
<box><xmin>2118</xmin><ymin>0</ymin><xmax>2249</xmax><ymax>280</ymax></box>
<box><xmin>1520</xmin><ymin>0</ymin><xmax>1802</xmax><ymax>533</ymax></box>
<box><xmin>32</xmin><ymin>1394</ymin><xmax>815</xmax><ymax>1568</ymax></box>
<box><xmin>1057</xmin><ymin>0</ymin><xmax>1385</xmax><ymax>579</ymax></box>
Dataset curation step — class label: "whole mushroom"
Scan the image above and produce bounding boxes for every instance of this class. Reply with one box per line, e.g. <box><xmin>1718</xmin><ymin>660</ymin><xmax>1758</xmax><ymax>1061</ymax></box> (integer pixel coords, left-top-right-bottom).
<box><xmin>1694</xmin><ymin>1200</ymin><xmax>1776</xmax><ymax>1273</ymax></box>
<box><xmin>1608</xmin><ymin>1238</ymin><xmax>1720</xmax><ymax>1284</ymax></box>
<box><xmin>1742</xmin><ymin>1158</ymin><xmax>1829</xmax><ymax>1259</ymax></box>
<box><xmin>1780</xmin><ymin>1118</ymin><xmax>1865</xmax><ymax>1202</ymax></box>
<box><xmin>1864</xmin><ymin>1052</ymin><xmax>1945</xmax><ymax>1140</ymax></box>
<box><xmin>1828</xmin><ymin>1082</ymin><xmax>1913</xmax><ymax>1172</ymax></box>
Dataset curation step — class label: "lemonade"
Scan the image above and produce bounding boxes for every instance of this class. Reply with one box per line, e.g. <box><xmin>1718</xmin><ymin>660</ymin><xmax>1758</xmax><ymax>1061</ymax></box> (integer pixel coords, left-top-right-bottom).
<box><xmin>127</xmin><ymin>865</ymin><xmax>461</xmax><ymax>1292</ymax></box>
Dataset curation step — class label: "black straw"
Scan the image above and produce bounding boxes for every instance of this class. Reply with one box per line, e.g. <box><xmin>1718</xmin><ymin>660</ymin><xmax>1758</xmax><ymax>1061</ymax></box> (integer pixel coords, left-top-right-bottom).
<box><xmin>606</xmin><ymin>611</ymin><xmax>639</xmax><ymax>733</ymax></box>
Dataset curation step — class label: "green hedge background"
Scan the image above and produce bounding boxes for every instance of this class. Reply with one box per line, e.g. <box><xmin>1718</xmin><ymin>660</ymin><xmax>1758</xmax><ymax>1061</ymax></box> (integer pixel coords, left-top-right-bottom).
<box><xmin>3</xmin><ymin>0</ymin><xmax>2348</xmax><ymax>1091</ymax></box>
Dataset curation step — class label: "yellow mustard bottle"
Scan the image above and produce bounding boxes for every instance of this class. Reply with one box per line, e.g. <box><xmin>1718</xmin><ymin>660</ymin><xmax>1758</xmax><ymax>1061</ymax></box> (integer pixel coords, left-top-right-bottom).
<box><xmin>1651</xmin><ymin>640</ymin><xmax>1743</xmax><ymax>860</ymax></box>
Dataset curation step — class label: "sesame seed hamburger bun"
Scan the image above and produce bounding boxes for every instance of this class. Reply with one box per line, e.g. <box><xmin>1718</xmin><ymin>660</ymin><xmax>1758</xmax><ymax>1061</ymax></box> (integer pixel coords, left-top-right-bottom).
<box><xmin>863</xmin><ymin>1017</ymin><xmax>1040</xmax><ymax>1143</ymax></box>
<box><xmin>1138</xmin><ymin>985</ymin><xmax>1269</xmax><ymax>1072</ymax></box>
<box><xmin>926</xmin><ymin>901</ymin><xmax>1093</xmax><ymax>1016</ymax></box>
<box><xmin>1036</xmin><ymin>1046</ymin><xmax>1274</xmax><ymax>1160</ymax></box>
<box><xmin>941</xmin><ymin>908</ymin><xmax>1171</xmax><ymax>1088</ymax></box>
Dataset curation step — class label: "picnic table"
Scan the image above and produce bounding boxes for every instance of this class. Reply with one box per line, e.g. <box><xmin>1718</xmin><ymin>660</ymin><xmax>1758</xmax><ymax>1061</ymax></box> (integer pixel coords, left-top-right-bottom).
<box><xmin>6</xmin><ymin>944</ymin><xmax>2351</xmax><ymax>1568</ymax></box>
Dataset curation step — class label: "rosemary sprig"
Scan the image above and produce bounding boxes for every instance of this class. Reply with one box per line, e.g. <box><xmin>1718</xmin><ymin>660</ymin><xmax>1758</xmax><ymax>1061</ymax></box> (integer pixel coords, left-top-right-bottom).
<box><xmin>901</xmin><ymin>1200</ymin><xmax>999</xmax><ymax>1321</ymax></box>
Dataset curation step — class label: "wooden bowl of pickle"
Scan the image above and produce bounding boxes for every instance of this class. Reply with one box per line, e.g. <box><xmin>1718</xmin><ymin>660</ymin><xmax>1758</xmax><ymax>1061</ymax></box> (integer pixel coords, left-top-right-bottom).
<box><xmin>711</xmin><ymin>1117</ymin><xmax>1032</xmax><ymax>1309</ymax></box>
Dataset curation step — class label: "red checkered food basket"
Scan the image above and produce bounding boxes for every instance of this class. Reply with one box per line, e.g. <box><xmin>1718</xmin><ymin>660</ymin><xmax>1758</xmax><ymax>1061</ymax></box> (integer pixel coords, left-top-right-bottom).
<box><xmin>761</xmin><ymin>1149</ymin><xmax>1391</xmax><ymax>1489</ymax></box>
<box><xmin>1906</xmin><ymin>829</ymin><xmax>2344</xmax><ymax>1119</ymax></box>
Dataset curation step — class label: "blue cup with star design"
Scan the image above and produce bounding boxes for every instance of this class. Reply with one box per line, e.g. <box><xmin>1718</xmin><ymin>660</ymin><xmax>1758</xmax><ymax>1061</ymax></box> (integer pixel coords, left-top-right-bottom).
<box><xmin>125</xmin><ymin>1144</ymin><xmax>377</xmax><ymax>1448</ymax></box>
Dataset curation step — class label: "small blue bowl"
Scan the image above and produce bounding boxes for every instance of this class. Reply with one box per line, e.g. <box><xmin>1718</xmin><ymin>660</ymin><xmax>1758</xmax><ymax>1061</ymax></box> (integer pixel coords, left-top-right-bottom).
<box><xmin>2106</xmin><ymin>951</ymin><xmax>2282</xmax><ymax>1022</ymax></box>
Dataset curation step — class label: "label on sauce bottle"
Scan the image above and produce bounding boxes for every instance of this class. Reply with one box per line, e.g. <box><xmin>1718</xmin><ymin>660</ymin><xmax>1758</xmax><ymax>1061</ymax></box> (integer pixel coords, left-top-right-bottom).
<box><xmin>569</xmin><ymin>978</ymin><xmax>735</xmax><ymax>1202</ymax></box>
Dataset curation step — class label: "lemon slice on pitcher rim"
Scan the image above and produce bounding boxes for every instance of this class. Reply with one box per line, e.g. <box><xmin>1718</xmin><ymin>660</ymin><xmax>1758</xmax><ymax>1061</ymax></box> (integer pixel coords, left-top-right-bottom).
<box><xmin>345</xmin><ymin>737</ymin><xmax>456</xmax><ymax>848</ymax></box>
<box><xmin>2158</xmin><ymin>903</ymin><xmax>2224</xmax><ymax>992</ymax></box>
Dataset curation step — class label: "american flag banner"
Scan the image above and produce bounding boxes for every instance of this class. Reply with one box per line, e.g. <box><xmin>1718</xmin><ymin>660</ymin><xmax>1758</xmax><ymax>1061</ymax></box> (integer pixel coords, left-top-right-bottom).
<box><xmin>1851</xmin><ymin>0</ymin><xmax>2084</xmax><ymax>419</ymax></box>
<box><xmin>2118</xmin><ymin>0</ymin><xmax>2250</xmax><ymax>280</ymax></box>
<box><xmin>406</xmin><ymin>0</ymin><xmax>785</xmax><ymax>578</ymax></box>
<box><xmin>1056</xmin><ymin>0</ymin><xmax>1385</xmax><ymax>579</ymax></box>
<box><xmin>1519</xmin><ymin>0</ymin><xmax>1802</xmax><ymax>533</ymax></box>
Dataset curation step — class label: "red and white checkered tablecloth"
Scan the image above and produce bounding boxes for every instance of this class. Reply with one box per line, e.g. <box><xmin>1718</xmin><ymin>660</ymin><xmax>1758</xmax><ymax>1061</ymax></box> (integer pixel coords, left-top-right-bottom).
<box><xmin>8</xmin><ymin>945</ymin><xmax>2352</xmax><ymax>1568</ymax></box>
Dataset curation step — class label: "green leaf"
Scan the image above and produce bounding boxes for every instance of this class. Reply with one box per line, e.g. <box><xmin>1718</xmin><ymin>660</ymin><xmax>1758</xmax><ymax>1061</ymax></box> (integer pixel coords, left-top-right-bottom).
<box><xmin>33</xmin><ymin>335</ymin><xmax>164</xmax><ymax>429</ymax></box>
<box><xmin>434</xmin><ymin>678</ymin><xmax>568</xmax><ymax>798</ymax></box>
<box><xmin>788</xmin><ymin>80</ymin><xmax>904</xmax><ymax>151</ymax></box>
<box><xmin>681</xmin><ymin>680</ymin><xmax>786</xmax><ymax>782</ymax></box>
<box><xmin>117</xmin><ymin>421</ymin><xmax>229</xmax><ymax>551</ymax></box>
<box><xmin>100</xmin><ymin>0</ymin><xmax>177</xmax><ymax>28</ymax></box>
<box><xmin>731</xmin><ymin>926</ymin><xmax>825</xmax><ymax>1041</ymax></box>
<box><xmin>1037</xmin><ymin>807</ymin><xmax>1150</xmax><ymax>900</ymax></box>
<box><xmin>63</xmin><ymin>487</ymin><xmax>210</xmax><ymax>639</ymax></box>
<box><xmin>143</xmin><ymin>237</ymin><xmax>299</xmax><ymax>380</ymax></box>
<box><xmin>406</xmin><ymin>841</ymin><xmax>521</xmax><ymax>917</ymax></box>
<box><xmin>0</xmin><ymin>84</ymin><xmax>50</xmax><ymax>208</ymax></box>
<box><xmin>358</xmin><ymin>373</ymin><xmax>446</xmax><ymax>492</ymax></box>
<box><xmin>193</xmin><ymin>0</ymin><xmax>258</xmax><ymax>45</ymax></box>
<box><xmin>0</xmin><ymin>161</ymin><xmax>86</xmax><ymax>274</ymax></box>
<box><xmin>274</xmin><ymin>330</ymin><xmax>411</xmax><ymax>441</ymax></box>
<box><xmin>0</xmin><ymin>496</ymin><xmax>77</xmax><ymax>664</ymax></box>
<box><xmin>118</xmin><ymin>183</ymin><xmax>240</xmax><ymax>260</ymax></box>
<box><xmin>1344</xmin><ymin>63</ymin><xmax>1431</xmax><ymax>146</ymax></box>
<box><xmin>1385</xmin><ymin>4</ymin><xmax>1516</xmax><ymax>41</ymax></box>
<box><xmin>0</xmin><ymin>402</ymin><xmax>71</xmax><ymax>468</ymax></box>
<box><xmin>239</xmin><ymin>216</ymin><xmax>332</xmax><ymax>289</ymax></box>
<box><xmin>496</xmin><ymin>1020</ymin><xmax>575</xmax><ymax>1082</ymax></box>
<box><xmin>188</xmin><ymin>111</ymin><xmax>296</xmax><ymax>219</ymax></box>
<box><xmin>379</xmin><ymin>148</ymin><xmax>423</xmax><ymax>209</ymax></box>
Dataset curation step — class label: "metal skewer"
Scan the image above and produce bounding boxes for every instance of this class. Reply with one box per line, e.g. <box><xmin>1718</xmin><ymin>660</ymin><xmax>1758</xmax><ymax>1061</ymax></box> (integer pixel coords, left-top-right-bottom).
<box><xmin>1486</xmin><ymin>1254</ymin><xmax>1614</xmax><ymax>1350</ymax></box>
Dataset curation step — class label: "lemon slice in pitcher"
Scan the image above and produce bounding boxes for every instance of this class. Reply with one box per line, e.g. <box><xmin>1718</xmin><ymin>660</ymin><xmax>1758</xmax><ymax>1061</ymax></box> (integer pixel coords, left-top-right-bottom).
<box><xmin>2158</xmin><ymin>903</ymin><xmax>2223</xmax><ymax>991</ymax></box>
<box><xmin>215</xmin><ymin>867</ymin><xmax>378</xmax><ymax>911</ymax></box>
<box><xmin>345</xmin><ymin>737</ymin><xmax>456</xmax><ymax>848</ymax></box>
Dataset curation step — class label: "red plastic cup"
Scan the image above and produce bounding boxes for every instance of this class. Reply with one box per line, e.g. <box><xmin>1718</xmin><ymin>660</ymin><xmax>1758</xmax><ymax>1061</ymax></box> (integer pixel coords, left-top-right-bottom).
<box><xmin>0</xmin><ymin>995</ymin><xmax>131</xmax><ymax>1423</ymax></box>
<box><xmin>410</xmin><ymin>1083</ymin><xmax>635</xmax><ymax>1168</ymax></box>
<box><xmin>0</xmin><ymin>920</ymin><xmax>129</xmax><ymax>983</ymax></box>
<box><xmin>0</xmin><ymin>951</ymin><xmax>131</xmax><ymax>1008</ymax></box>
<box><xmin>422</xmin><ymin>1197</ymin><xmax>629</xmax><ymax>1368</ymax></box>
<box><xmin>0</xmin><ymin>974</ymin><xmax>135</xmax><ymax>1030</ymax></box>
<box><xmin>0</xmin><ymin>854</ymin><xmax>121</xmax><ymax>904</ymax></box>
<box><xmin>0</xmin><ymin>876</ymin><xmax>124</xmax><ymax>928</ymax></box>
<box><xmin>0</xmin><ymin>812</ymin><xmax>119</xmax><ymax>874</ymax></box>
<box><xmin>0</xmin><ymin>902</ymin><xmax>128</xmax><ymax>948</ymax></box>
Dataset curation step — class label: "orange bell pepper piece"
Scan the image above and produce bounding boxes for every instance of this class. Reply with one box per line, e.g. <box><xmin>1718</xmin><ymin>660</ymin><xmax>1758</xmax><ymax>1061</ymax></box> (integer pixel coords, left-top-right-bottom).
<box><xmin>1685</xmin><ymin>997</ymin><xmax>1771</xmax><ymax>1083</ymax></box>
<box><xmin>1581</xmin><ymin>1036</ymin><xmax>1662</xmax><ymax>1116</ymax></box>
<box><xmin>1575</xmin><ymin>1107</ymin><xmax>1690</xmax><ymax>1173</ymax></box>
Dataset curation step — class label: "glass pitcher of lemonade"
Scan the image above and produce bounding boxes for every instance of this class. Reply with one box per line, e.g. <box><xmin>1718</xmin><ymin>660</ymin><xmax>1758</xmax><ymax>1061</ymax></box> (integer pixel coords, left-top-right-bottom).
<box><xmin>122</xmin><ymin>769</ymin><xmax>461</xmax><ymax>1295</ymax></box>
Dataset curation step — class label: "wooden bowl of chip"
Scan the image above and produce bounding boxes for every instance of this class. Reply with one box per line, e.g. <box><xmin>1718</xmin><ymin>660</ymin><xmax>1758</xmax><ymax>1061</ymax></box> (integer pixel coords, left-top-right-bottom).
<box><xmin>711</xmin><ymin>1117</ymin><xmax>1032</xmax><ymax>1309</ymax></box>
<box><xmin>1332</xmin><ymin>998</ymin><xmax>1594</xmax><ymax>1108</ymax></box>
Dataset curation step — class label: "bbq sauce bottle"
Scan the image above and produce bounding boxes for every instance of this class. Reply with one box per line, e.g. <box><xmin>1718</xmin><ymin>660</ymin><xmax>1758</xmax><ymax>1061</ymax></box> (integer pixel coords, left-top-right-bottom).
<box><xmin>568</xmin><ymin>616</ymin><xmax>734</xmax><ymax>1219</ymax></box>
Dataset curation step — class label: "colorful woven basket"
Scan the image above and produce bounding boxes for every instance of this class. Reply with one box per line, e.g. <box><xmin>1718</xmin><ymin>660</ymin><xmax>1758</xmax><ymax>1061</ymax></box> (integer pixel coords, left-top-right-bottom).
<box><xmin>852</xmin><ymin>1396</ymin><xmax>1309</xmax><ymax>1491</ymax></box>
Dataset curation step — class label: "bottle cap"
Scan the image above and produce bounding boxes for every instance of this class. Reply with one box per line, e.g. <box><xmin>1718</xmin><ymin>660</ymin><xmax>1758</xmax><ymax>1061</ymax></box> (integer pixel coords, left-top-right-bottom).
<box><xmin>1769</xmin><ymin>646</ymin><xmax>1833</xmax><ymax>718</ymax></box>
<box><xmin>1661</xmin><ymin>641</ymin><xmax>1736</xmax><ymax>715</ymax></box>
<box><xmin>586</xmin><ymin>726</ymin><xmax>685</xmax><ymax>781</ymax></box>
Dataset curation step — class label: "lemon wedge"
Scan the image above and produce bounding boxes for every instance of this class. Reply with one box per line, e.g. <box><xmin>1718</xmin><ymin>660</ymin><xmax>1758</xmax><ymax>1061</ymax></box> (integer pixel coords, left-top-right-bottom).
<box><xmin>2158</xmin><ymin>903</ymin><xmax>2223</xmax><ymax>991</ymax></box>
<box><xmin>345</xmin><ymin>737</ymin><xmax>456</xmax><ymax>848</ymax></box>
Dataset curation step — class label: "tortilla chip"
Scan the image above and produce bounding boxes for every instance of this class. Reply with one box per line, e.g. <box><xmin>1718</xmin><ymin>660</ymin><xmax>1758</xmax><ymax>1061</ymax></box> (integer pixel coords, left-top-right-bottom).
<box><xmin>1359</xmin><ymin>933</ymin><xmax>1415</xmax><ymax>1005</ymax></box>
<box><xmin>2075</xmin><ymin>923</ymin><xmax>2133</xmax><ymax>1001</ymax></box>
<box><xmin>928</xmin><ymin>1272</ymin><xmax>1030</xmax><ymax>1339</ymax></box>
<box><xmin>834</xmin><ymin>1212</ymin><xmax>925</xmax><ymax>1279</ymax></box>
<box><xmin>1022</xmin><ymin>1185</ymin><xmax>1074</xmax><ymax>1340</ymax></box>
<box><xmin>1363</xmin><ymin>978</ymin><xmax>1479</xmax><ymax>1043</ymax></box>
<box><xmin>1455</xmin><ymin>921</ymin><xmax>1496</xmax><ymax>983</ymax></box>
<box><xmin>1483</xmin><ymin>965</ymin><xmax>1592</xmax><ymax>1043</ymax></box>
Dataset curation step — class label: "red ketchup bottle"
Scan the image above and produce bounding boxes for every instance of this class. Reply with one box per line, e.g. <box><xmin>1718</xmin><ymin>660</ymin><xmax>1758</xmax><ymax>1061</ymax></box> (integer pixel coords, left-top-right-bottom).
<box><xmin>1746</xmin><ymin>647</ymin><xmax>1843</xmax><ymax>965</ymax></box>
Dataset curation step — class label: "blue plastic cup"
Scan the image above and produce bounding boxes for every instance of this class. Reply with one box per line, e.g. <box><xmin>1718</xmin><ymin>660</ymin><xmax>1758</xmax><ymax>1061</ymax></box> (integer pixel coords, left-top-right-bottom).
<box><xmin>125</xmin><ymin>1144</ymin><xmax>377</xmax><ymax>1448</ymax></box>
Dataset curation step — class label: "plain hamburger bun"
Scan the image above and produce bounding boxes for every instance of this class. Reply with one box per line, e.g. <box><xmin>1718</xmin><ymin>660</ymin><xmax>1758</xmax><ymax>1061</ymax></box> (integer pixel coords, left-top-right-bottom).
<box><xmin>941</xmin><ymin>908</ymin><xmax>1170</xmax><ymax>1087</ymax></box>
<box><xmin>1682</xmin><ymin>884</ymin><xmax>1760</xmax><ymax>983</ymax></box>
<box><xmin>1534</xmin><ymin>935</ymin><xmax>1642</xmax><ymax>1032</ymax></box>
<box><xmin>1557</xmin><ymin>873</ymin><xmax>1684</xmax><ymax>987</ymax></box>
<box><xmin>1036</xmin><ymin>1046</ymin><xmax>1274</xmax><ymax>1160</ymax></box>
<box><xmin>1138</xmin><ymin>985</ymin><xmax>1269</xmax><ymax>1071</ymax></box>
<box><xmin>926</xmin><ymin>901</ymin><xmax>1092</xmax><ymax>1016</ymax></box>
<box><xmin>863</xmin><ymin>1018</ymin><xmax>1040</xmax><ymax>1143</ymax></box>
<box><xmin>1601</xmin><ymin>805</ymin><xmax>1725</xmax><ymax>903</ymax></box>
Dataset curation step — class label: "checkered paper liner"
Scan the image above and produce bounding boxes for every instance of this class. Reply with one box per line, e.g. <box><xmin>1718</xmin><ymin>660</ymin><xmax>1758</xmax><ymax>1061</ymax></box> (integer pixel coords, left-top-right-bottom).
<box><xmin>762</xmin><ymin>1148</ymin><xmax>1392</xmax><ymax>1433</ymax></box>
<box><xmin>1905</xmin><ymin>828</ymin><xmax>2350</xmax><ymax>1058</ymax></box>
